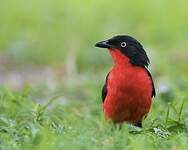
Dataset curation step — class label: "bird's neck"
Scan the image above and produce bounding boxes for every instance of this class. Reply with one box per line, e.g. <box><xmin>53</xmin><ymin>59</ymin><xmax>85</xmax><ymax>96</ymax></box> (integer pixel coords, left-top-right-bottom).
<box><xmin>108</xmin><ymin>49</ymin><xmax>131</xmax><ymax>66</ymax></box>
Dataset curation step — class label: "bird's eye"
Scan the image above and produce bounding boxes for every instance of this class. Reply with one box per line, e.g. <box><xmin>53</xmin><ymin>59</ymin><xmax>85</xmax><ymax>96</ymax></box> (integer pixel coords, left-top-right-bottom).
<box><xmin>120</xmin><ymin>42</ymin><xmax>127</xmax><ymax>47</ymax></box>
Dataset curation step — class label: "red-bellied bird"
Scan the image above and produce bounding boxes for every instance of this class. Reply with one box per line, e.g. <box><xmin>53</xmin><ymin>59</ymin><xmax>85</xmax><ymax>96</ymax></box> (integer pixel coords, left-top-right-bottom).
<box><xmin>95</xmin><ymin>35</ymin><xmax>155</xmax><ymax>127</ymax></box>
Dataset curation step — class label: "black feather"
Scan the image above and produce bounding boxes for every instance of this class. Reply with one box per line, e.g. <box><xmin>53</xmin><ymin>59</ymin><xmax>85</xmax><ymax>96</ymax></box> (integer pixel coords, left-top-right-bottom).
<box><xmin>144</xmin><ymin>68</ymin><xmax>156</xmax><ymax>97</ymax></box>
<box><xmin>107</xmin><ymin>35</ymin><xmax>150</xmax><ymax>67</ymax></box>
<box><xmin>102</xmin><ymin>73</ymin><xmax>109</xmax><ymax>103</ymax></box>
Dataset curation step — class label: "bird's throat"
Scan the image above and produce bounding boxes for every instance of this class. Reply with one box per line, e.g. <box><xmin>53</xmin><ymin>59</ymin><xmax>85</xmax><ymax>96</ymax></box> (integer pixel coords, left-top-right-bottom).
<box><xmin>108</xmin><ymin>49</ymin><xmax>131</xmax><ymax>66</ymax></box>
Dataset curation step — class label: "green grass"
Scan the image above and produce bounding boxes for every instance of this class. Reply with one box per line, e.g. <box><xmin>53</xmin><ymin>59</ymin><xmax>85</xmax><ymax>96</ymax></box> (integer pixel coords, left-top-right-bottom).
<box><xmin>0</xmin><ymin>87</ymin><xmax>188</xmax><ymax>150</ymax></box>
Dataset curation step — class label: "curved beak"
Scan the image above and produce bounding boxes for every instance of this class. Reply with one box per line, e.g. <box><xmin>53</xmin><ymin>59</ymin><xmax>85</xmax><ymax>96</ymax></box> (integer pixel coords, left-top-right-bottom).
<box><xmin>95</xmin><ymin>40</ymin><xmax>111</xmax><ymax>48</ymax></box>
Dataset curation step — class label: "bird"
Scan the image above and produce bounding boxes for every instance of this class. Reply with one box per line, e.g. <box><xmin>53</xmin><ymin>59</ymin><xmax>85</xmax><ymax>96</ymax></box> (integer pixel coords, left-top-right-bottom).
<box><xmin>95</xmin><ymin>35</ymin><xmax>155</xmax><ymax>127</ymax></box>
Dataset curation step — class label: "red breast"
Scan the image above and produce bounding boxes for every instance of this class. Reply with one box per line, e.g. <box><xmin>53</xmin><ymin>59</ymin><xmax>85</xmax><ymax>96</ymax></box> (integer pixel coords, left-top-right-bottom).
<box><xmin>103</xmin><ymin>49</ymin><xmax>152</xmax><ymax>123</ymax></box>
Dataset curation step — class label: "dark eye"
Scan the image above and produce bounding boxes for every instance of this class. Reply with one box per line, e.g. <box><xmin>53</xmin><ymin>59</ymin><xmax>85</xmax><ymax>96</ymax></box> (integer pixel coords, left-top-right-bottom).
<box><xmin>120</xmin><ymin>42</ymin><xmax>127</xmax><ymax>47</ymax></box>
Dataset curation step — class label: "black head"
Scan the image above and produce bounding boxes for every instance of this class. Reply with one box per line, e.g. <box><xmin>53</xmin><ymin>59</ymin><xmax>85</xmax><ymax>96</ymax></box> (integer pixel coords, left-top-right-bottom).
<box><xmin>95</xmin><ymin>35</ymin><xmax>150</xmax><ymax>67</ymax></box>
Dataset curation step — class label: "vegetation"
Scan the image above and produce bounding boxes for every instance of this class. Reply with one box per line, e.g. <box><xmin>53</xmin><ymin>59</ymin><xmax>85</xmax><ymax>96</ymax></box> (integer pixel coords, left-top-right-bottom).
<box><xmin>0</xmin><ymin>87</ymin><xmax>188</xmax><ymax>150</ymax></box>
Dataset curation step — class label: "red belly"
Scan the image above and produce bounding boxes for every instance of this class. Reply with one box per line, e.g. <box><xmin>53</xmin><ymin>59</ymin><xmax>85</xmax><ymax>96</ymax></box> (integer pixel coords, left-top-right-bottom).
<box><xmin>103</xmin><ymin>65</ymin><xmax>152</xmax><ymax>123</ymax></box>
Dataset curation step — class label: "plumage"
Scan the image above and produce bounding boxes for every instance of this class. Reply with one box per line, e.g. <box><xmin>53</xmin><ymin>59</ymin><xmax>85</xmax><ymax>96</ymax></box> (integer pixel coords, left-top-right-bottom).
<box><xmin>145</xmin><ymin>68</ymin><xmax>156</xmax><ymax>97</ymax></box>
<box><xmin>102</xmin><ymin>73</ymin><xmax>109</xmax><ymax>102</ymax></box>
<box><xmin>95</xmin><ymin>35</ymin><xmax>155</xmax><ymax>127</ymax></box>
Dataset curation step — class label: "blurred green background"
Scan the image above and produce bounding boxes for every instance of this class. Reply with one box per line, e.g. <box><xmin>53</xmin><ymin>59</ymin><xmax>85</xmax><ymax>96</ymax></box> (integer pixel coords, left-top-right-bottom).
<box><xmin>0</xmin><ymin>0</ymin><xmax>188</xmax><ymax>149</ymax></box>
<box><xmin>0</xmin><ymin>0</ymin><xmax>188</xmax><ymax>92</ymax></box>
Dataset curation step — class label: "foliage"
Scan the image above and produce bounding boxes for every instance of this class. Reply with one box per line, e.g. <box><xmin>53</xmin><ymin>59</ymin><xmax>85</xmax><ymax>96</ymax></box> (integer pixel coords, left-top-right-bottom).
<box><xmin>0</xmin><ymin>88</ymin><xmax>187</xmax><ymax>150</ymax></box>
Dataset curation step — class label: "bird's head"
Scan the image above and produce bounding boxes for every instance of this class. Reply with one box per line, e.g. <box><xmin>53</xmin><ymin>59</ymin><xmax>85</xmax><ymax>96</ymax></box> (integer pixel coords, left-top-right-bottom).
<box><xmin>95</xmin><ymin>35</ymin><xmax>150</xmax><ymax>67</ymax></box>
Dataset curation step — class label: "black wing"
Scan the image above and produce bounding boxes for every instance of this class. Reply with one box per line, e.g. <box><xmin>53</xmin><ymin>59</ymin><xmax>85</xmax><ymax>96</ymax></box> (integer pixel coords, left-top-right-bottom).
<box><xmin>102</xmin><ymin>73</ymin><xmax>110</xmax><ymax>103</ymax></box>
<box><xmin>144</xmin><ymin>68</ymin><xmax>156</xmax><ymax>97</ymax></box>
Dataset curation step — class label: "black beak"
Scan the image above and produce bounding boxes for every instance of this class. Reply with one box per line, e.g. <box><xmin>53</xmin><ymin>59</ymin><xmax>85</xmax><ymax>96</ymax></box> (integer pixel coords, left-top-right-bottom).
<box><xmin>95</xmin><ymin>40</ymin><xmax>111</xmax><ymax>48</ymax></box>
